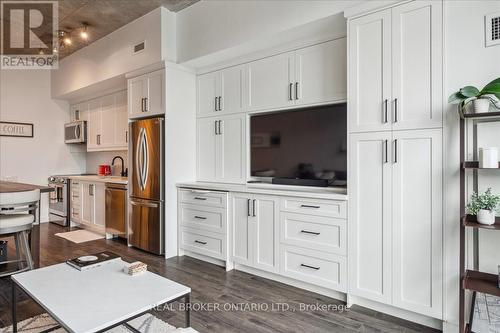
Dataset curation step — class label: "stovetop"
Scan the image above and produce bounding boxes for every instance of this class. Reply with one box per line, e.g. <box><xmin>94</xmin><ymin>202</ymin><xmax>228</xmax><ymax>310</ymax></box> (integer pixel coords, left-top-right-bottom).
<box><xmin>48</xmin><ymin>174</ymin><xmax>96</xmax><ymax>184</ymax></box>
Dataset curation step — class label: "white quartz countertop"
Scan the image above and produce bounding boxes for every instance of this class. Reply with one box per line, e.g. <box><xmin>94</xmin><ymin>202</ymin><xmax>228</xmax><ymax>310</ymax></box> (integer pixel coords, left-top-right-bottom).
<box><xmin>69</xmin><ymin>175</ymin><xmax>128</xmax><ymax>185</ymax></box>
<box><xmin>176</xmin><ymin>181</ymin><xmax>348</xmax><ymax>200</ymax></box>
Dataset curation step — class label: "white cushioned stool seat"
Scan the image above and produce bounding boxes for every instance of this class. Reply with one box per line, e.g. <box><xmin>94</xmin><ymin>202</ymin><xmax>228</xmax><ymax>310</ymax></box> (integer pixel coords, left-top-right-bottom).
<box><xmin>0</xmin><ymin>214</ymin><xmax>35</xmax><ymax>233</ymax></box>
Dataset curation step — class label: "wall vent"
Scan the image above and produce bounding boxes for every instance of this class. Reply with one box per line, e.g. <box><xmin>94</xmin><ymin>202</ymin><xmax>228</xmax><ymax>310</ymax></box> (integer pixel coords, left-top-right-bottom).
<box><xmin>485</xmin><ymin>12</ymin><xmax>500</xmax><ymax>47</ymax></box>
<box><xmin>133</xmin><ymin>41</ymin><xmax>146</xmax><ymax>54</ymax></box>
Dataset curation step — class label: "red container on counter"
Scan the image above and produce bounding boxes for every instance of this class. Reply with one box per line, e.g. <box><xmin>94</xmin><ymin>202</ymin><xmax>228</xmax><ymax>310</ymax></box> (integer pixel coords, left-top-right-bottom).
<box><xmin>98</xmin><ymin>165</ymin><xmax>111</xmax><ymax>176</ymax></box>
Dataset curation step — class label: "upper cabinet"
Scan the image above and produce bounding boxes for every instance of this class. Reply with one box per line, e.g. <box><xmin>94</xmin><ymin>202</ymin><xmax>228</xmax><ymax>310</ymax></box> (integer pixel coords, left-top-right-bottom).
<box><xmin>197</xmin><ymin>65</ymin><xmax>245</xmax><ymax>117</ymax></box>
<box><xmin>196</xmin><ymin>38</ymin><xmax>347</xmax><ymax>117</ymax></box>
<box><xmin>247</xmin><ymin>39</ymin><xmax>347</xmax><ymax>112</ymax></box>
<box><xmin>128</xmin><ymin>69</ymin><xmax>165</xmax><ymax>119</ymax></box>
<box><xmin>76</xmin><ymin>90</ymin><xmax>128</xmax><ymax>152</ymax></box>
<box><xmin>348</xmin><ymin>1</ymin><xmax>442</xmax><ymax>133</ymax></box>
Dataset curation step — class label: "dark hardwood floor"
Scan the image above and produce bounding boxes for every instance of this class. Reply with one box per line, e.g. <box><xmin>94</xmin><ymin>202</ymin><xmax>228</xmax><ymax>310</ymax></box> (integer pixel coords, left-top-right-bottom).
<box><xmin>0</xmin><ymin>223</ymin><xmax>440</xmax><ymax>332</ymax></box>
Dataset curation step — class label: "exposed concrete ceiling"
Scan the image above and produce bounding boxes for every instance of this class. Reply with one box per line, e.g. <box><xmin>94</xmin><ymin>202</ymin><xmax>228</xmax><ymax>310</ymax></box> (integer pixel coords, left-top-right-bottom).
<box><xmin>1</xmin><ymin>0</ymin><xmax>198</xmax><ymax>59</ymax></box>
<box><xmin>56</xmin><ymin>0</ymin><xmax>199</xmax><ymax>58</ymax></box>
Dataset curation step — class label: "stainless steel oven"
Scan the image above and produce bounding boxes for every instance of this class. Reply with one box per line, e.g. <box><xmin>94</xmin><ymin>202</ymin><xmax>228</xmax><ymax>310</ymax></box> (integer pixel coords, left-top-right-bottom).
<box><xmin>48</xmin><ymin>176</ymin><xmax>69</xmax><ymax>226</ymax></box>
<box><xmin>64</xmin><ymin>120</ymin><xmax>86</xmax><ymax>144</ymax></box>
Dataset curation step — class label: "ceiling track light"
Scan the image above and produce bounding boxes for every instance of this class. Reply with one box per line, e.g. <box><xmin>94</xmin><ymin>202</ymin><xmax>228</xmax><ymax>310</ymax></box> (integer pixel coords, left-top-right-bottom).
<box><xmin>80</xmin><ymin>23</ymin><xmax>89</xmax><ymax>40</ymax></box>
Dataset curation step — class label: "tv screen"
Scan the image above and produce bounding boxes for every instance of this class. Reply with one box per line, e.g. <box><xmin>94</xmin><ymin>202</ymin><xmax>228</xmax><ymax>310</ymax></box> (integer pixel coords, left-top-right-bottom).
<box><xmin>250</xmin><ymin>104</ymin><xmax>347</xmax><ymax>186</ymax></box>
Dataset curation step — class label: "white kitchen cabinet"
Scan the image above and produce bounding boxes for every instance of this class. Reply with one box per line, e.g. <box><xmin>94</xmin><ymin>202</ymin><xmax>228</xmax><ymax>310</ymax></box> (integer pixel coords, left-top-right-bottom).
<box><xmin>348</xmin><ymin>0</ymin><xmax>442</xmax><ymax>133</ymax></box>
<box><xmin>348</xmin><ymin>9</ymin><xmax>392</xmax><ymax>133</ymax></box>
<box><xmin>197</xmin><ymin>72</ymin><xmax>218</xmax><ymax>117</ymax></box>
<box><xmin>197</xmin><ymin>66</ymin><xmax>245</xmax><ymax>117</ymax></box>
<box><xmin>348</xmin><ymin>129</ymin><xmax>443</xmax><ymax>318</ymax></box>
<box><xmin>231</xmin><ymin>193</ymin><xmax>279</xmax><ymax>273</ymax></box>
<box><xmin>196</xmin><ymin>117</ymin><xmax>218</xmax><ymax>182</ymax></box>
<box><xmin>78</xmin><ymin>90</ymin><xmax>128</xmax><ymax>152</ymax></box>
<box><xmin>247</xmin><ymin>52</ymin><xmax>295</xmax><ymax>112</ymax></box>
<box><xmin>391</xmin><ymin>129</ymin><xmax>442</xmax><ymax>318</ymax></box>
<box><xmin>86</xmin><ymin>98</ymin><xmax>101</xmax><ymax>150</ymax></box>
<box><xmin>391</xmin><ymin>1</ymin><xmax>442</xmax><ymax>130</ymax></box>
<box><xmin>79</xmin><ymin>181</ymin><xmax>105</xmax><ymax>228</ymax></box>
<box><xmin>128</xmin><ymin>69</ymin><xmax>165</xmax><ymax>118</ymax></box>
<box><xmin>348</xmin><ymin>131</ymin><xmax>392</xmax><ymax>304</ymax></box>
<box><xmin>295</xmin><ymin>38</ymin><xmax>347</xmax><ymax>106</ymax></box>
<box><xmin>197</xmin><ymin>114</ymin><xmax>246</xmax><ymax>184</ymax></box>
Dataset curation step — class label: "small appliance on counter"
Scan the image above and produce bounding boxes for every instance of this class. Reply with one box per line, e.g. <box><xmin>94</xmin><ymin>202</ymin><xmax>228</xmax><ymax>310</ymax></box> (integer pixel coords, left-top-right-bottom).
<box><xmin>98</xmin><ymin>165</ymin><xmax>112</xmax><ymax>176</ymax></box>
<box><xmin>64</xmin><ymin>120</ymin><xmax>86</xmax><ymax>144</ymax></box>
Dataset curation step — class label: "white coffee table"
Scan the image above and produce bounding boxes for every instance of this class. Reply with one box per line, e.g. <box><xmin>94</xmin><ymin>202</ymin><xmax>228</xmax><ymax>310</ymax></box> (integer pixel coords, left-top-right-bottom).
<box><xmin>11</xmin><ymin>259</ymin><xmax>191</xmax><ymax>333</ymax></box>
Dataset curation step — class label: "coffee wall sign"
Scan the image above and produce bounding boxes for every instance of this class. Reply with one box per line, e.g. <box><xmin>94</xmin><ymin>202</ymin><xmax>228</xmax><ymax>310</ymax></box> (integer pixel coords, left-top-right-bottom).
<box><xmin>0</xmin><ymin>121</ymin><xmax>34</xmax><ymax>138</ymax></box>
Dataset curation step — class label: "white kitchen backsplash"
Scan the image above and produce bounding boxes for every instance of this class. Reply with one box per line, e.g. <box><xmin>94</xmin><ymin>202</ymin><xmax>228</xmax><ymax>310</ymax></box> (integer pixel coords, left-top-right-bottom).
<box><xmin>86</xmin><ymin>151</ymin><xmax>128</xmax><ymax>176</ymax></box>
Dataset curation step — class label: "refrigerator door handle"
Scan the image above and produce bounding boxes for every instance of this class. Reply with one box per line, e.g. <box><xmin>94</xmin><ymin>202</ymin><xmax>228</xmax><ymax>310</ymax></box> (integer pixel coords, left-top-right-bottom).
<box><xmin>142</xmin><ymin>129</ymin><xmax>149</xmax><ymax>191</ymax></box>
<box><xmin>130</xmin><ymin>199</ymin><xmax>158</xmax><ymax>208</ymax></box>
<box><xmin>135</xmin><ymin>128</ymin><xmax>148</xmax><ymax>191</ymax></box>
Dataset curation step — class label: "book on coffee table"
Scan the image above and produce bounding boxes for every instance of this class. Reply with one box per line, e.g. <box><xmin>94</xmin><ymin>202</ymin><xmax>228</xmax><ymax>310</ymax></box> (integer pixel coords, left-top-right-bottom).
<box><xmin>66</xmin><ymin>251</ymin><xmax>120</xmax><ymax>271</ymax></box>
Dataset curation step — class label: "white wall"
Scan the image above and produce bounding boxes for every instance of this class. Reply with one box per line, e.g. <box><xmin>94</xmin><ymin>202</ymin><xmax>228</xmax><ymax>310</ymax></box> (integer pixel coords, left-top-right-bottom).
<box><xmin>0</xmin><ymin>69</ymin><xmax>86</xmax><ymax>220</ymax></box>
<box><xmin>444</xmin><ymin>0</ymin><xmax>500</xmax><ymax>329</ymax></box>
<box><xmin>86</xmin><ymin>151</ymin><xmax>127</xmax><ymax>176</ymax></box>
<box><xmin>51</xmin><ymin>7</ymin><xmax>176</xmax><ymax>100</ymax></box>
<box><xmin>176</xmin><ymin>0</ymin><xmax>359</xmax><ymax>63</ymax></box>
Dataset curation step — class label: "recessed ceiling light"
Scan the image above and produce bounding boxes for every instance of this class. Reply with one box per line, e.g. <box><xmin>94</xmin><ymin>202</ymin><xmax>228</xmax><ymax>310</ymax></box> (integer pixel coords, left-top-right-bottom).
<box><xmin>64</xmin><ymin>37</ymin><xmax>72</xmax><ymax>45</ymax></box>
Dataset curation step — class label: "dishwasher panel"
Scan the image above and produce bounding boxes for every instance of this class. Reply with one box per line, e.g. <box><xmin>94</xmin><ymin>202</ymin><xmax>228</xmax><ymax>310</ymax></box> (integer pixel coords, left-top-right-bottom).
<box><xmin>105</xmin><ymin>183</ymin><xmax>127</xmax><ymax>238</ymax></box>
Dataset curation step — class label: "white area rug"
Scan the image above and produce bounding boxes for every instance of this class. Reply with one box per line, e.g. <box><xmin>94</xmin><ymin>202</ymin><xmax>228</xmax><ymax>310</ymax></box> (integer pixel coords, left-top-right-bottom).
<box><xmin>0</xmin><ymin>313</ymin><xmax>198</xmax><ymax>333</ymax></box>
<box><xmin>54</xmin><ymin>229</ymin><xmax>104</xmax><ymax>243</ymax></box>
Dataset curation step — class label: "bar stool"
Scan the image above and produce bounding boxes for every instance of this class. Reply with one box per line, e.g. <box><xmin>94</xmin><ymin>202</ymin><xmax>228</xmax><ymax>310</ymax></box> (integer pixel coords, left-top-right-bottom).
<box><xmin>0</xmin><ymin>189</ymin><xmax>39</xmax><ymax>277</ymax></box>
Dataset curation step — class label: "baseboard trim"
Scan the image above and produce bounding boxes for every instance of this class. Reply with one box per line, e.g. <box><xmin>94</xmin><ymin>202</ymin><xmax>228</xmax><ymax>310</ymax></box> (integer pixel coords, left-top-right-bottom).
<box><xmin>349</xmin><ymin>295</ymin><xmax>443</xmax><ymax>330</ymax></box>
<box><xmin>234</xmin><ymin>263</ymin><xmax>347</xmax><ymax>302</ymax></box>
<box><xmin>181</xmin><ymin>251</ymin><xmax>227</xmax><ymax>268</ymax></box>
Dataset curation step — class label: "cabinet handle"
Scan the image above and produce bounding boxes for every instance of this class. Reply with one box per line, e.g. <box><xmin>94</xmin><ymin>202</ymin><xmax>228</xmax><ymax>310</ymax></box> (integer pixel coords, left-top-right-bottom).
<box><xmin>144</xmin><ymin>98</ymin><xmax>148</xmax><ymax>112</ymax></box>
<box><xmin>384</xmin><ymin>139</ymin><xmax>388</xmax><ymax>164</ymax></box>
<box><xmin>194</xmin><ymin>216</ymin><xmax>207</xmax><ymax>220</ymax></box>
<box><xmin>247</xmin><ymin>199</ymin><xmax>251</xmax><ymax>217</ymax></box>
<box><xmin>384</xmin><ymin>99</ymin><xmax>388</xmax><ymax>123</ymax></box>
<box><xmin>300</xmin><ymin>263</ymin><xmax>320</xmax><ymax>270</ymax></box>
<box><xmin>295</xmin><ymin>82</ymin><xmax>299</xmax><ymax>100</ymax></box>
<box><xmin>75</xmin><ymin>110</ymin><xmax>80</xmax><ymax>120</ymax></box>
<box><xmin>218</xmin><ymin>96</ymin><xmax>222</xmax><ymax>111</ymax></box>
<box><xmin>194</xmin><ymin>197</ymin><xmax>207</xmax><ymax>201</ymax></box>
<box><xmin>195</xmin><ymin>240</ymin><xmax>207</xmax><ymax>245</ymax></box>
<box><xmin>394</xmin><ymin>98</ymin><xmax>398</xmax><ymax>123</ymax></box>
<box><xmin>125</xmin><ymin>131</ymin><xmax>128</xmax><ymax>143</ymax></box>
<box><xmin>252</xmin><ymin>199</ymin><xmax>256</xmax><ymax>217</ymax></box>
<box><xmin>289</xmin><ymin>83</ymin><xmax>293</xmax><ymax>101</ymax></box>
<box><xmin>215</xmin><ymin>96</ymin><xmax>218</xmax><ymax>111</ymax></box>
<box><xmin>214</xmin><ymin>120</ymin><xmax>218</xmax><ymax>135</ymax></box>
<box><xmin>218</xmin><ymin>120</ymin><xmax>223</xmax><ymax>135</ymax></box>
<box><xmin>141</xmin><ymin>98</ymin><xmax>144</xmax><ymax>112</ymax></box>
<box><xmin>300</xmin><ymin>230</ymin><xmax>320</xmax><ymax>236</ymax></box>
<box><xmin>89</xmin><ymin>184</ymin><xmax>94</xmax><ymax>196</ymax></box>
<box><xmin>300</xmin><ymin>204</ymin><xmax>320</xmax><ymax>209</ymax></box>
<box><xmin>394</xmin><ymin>139</ymin><xmax>398</xmax><ymax>163</ymax></box>
<box><xmin>97</xmin><ymin>134</ymin><xmax>101</xmax><ymax>145</ymax></box>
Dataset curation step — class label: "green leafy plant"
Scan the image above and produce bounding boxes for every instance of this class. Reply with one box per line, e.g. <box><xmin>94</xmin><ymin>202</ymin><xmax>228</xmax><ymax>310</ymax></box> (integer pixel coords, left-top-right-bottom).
<box><xmin>448</xmin><ymin>77</ymin><xmax>500</xmax><ymax>109</ymax></box>
<box><xmin>466</xmin><ymin>188</ymin><xmax>500</xmax><ymax>215</ymax></box>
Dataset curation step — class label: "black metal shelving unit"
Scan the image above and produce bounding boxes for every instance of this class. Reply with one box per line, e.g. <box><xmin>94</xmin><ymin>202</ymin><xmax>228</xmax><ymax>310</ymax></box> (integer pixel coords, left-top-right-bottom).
<box><xmin>459</xmin><ymin>110</ymin><xmax>500</xmax><ymax>333</ymax></box>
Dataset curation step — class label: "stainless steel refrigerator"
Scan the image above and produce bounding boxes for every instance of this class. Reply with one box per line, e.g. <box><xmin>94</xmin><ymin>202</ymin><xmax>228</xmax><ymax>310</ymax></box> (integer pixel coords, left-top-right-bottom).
<box><xmin>129</xmin><ymin>117</ymin><xmax>164</xmax><ymax>255</ymax></box>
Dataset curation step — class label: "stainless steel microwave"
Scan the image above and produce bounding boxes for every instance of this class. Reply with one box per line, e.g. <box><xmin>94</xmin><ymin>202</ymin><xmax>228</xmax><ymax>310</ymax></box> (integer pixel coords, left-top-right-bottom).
<box><xmin>64</xmin><ymin>120</ymin><xmax>87</xmax><ymax>144</ymax></box>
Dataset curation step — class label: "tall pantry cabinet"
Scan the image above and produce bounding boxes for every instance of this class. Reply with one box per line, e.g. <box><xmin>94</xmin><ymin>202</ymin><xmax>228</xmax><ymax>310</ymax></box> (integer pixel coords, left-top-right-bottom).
<box><xmin>347</xmin><ymin>0</ymin><xmax>443</xmax><ymax>319</ymax></box>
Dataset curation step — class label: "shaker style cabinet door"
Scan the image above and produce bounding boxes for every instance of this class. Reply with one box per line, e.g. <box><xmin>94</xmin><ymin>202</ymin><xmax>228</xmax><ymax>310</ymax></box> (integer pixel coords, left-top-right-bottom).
<box><xmin>252</xmin><ymin>195</ymin><xmax>279</xmax><ymax>273</ymax></box>
<box><xmin>99</xmin><ymin>94</ymin><xmax>115</xmax><ymax>148</ymax></box>
<box><xmin>114</xmin><ymin>90</ymin><xmax>128</xmax><ymax>148</ymax></box>
<box><xmin>391</xmin><ymin>0</ymin><xmax>442</xmax><ymax>131</ymax></box>
<box><xmin>348</xmin><ymin>131</ymin><xmax>392</xmax><ymax>304</ymax></box>
<box><xmin>219</xmin><ymin>65</ymin><xmax>245</xmax><ymax>114</ymax></box>
<box><xmin>128</xmin><ymin>76</ymin><xmax>147</xmax><ymax>118</ymax></box>
<box><xmin>231</xmin><ymin>193</ymin><xmax>253</xmax><ymax>266</ymax></box>
<box><xmin>295</xmin><ymin>38</ymin><xmax>347</xmax><ymax>106</ymax></box>
<box><xmin>391</xmin><ymin>129</ymin><xmax>442</xmax><ymax>318</ymax></box>
<box><xmin>218</xmin><ymin>114</ymin><xmax>246</xmax><ymax>184</ymax></box>
<box><xmin>145</xmin><ymin>70</ymin><xmax>165</xmax><ymax>117</ymax></box>
<box><xmin>86</xmin><ymin>98</ymin><xmax>101</xmax><ymax>150</ymax></box>
<box><xmin>246</xmin><ymin>52</ymin><xmax>295</xmax><ymax>112</ymax></box>
<box><xmin>196</xmin><ymin>117</ymin><xmax>219</xmax><ymax>182</ymax></box>
<box><xmin>348</xmin><ymin>9</ymin><xmax>392</xmax><ymax>133</ymax></box>
<box><xmin>197</xmin><ymin>72</ymin><xmax>219</xmax><ymax>117</ymax></box>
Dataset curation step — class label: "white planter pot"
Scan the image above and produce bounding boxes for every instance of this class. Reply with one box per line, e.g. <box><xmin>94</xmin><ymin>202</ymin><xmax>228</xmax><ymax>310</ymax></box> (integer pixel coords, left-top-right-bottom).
<box><xmin>477</xmin><ymin>209</ymin><xmax>496</xmax><ymax>225</ymax></box>
<box><xmin>473</xmin><ymin>98</ymin><xmax>491</xmax><ymax>113</ymax></box>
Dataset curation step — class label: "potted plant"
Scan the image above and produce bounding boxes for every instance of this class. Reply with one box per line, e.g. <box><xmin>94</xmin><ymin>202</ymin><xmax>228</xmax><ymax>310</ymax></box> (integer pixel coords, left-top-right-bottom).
<box><xmin>466</xmin><ymin>188</ymin><xmax>500</xmax><ymax>225</ymax></box>
<box><xmin>449</xmin><ymin>77</ymin><xmax>500</xmax><ymax>114</ymax></box>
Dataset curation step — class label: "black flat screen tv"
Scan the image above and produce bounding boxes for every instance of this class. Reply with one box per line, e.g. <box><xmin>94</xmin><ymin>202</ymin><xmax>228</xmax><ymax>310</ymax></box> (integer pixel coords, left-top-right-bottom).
<box><xmin>250</xmin><ymin>103</ymin><xmax>347</xmax><ymax>187</ymax></box>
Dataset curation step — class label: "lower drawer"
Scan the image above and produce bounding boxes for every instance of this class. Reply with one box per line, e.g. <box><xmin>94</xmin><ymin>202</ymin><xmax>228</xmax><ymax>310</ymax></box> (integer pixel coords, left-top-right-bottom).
<box><xmin>180</xmin><ymin>227</ymin><xmax>226</xmax><ymax>260</ymax></box>
<box><xmin>179</xmin><ymin>204</ymin><xmax>226</xmax><ymax>234</ymax></box>
<box><xmin>280</xmin><ymin>245</ymin><xmax>346</xmax><ymax>292</ymax></box>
